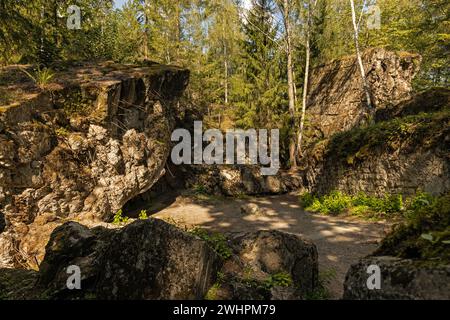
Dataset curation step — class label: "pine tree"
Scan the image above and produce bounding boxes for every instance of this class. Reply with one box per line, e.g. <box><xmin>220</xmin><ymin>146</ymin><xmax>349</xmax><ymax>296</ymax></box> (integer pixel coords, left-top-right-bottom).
<box><xmin>201</xmin><ymin>0</ymin><xmax>243</xmax><ymax>128</ymax></box>
<box><xmin>235</xmin><ymin>0</ymin><xmax>287</xmax><ymax>130</ymax></box>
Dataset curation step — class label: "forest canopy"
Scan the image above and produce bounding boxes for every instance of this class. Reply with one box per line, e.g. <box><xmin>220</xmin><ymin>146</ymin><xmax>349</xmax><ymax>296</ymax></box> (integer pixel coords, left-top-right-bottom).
<box><xmin>0</xmin><ymin>0</ymin><xmax>448</xmax><ymax>165</ymax></box>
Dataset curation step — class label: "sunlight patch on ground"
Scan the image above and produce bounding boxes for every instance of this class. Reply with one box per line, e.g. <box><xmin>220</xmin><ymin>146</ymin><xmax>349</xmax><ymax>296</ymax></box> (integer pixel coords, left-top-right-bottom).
<box><xmin>326</xmin><ymin>255</ymin><xmax>339</xmax><ymax>262</ymax></box>
<box><xmin>218</xmin><ymin>222</ymin><xmax>231</xmax><ymax>228</ymax></box>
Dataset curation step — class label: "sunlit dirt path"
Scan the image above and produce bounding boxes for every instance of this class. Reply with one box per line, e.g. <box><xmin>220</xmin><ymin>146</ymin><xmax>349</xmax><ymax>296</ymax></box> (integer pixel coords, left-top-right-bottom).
<box><xmin>151</xmin><ymin>193</ymin><xmax>391</xmax><ymax>299</ymax></box>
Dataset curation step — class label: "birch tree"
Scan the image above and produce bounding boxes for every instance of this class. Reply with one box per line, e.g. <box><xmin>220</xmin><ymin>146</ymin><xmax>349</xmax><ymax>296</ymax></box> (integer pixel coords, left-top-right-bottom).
<box><xmin>278</xmin><ymin>0</ymin><xmax>298</xmax><ymax>168</ymax></box>
<box><xmin>350</xmin><ymin>0</ymin><xmax>373</xmax><ymax>114</ymax></box>
<box><xmin>297</xmin><ymin>0</ymin><xmax>318</xmax><ymax>157</ymax></box>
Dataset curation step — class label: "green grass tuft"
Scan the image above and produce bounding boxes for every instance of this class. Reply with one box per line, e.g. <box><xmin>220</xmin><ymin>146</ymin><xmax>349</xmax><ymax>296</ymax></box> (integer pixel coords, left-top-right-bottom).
<box><xmin>299</xmin><ymin>190</ymin><xmax>433</xmax><ymax>219</ymax></box>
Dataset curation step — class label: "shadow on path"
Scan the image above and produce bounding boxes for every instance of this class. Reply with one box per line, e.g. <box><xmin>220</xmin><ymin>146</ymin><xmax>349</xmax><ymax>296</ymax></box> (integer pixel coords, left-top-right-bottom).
<box><xmin>149</xmin><ymin>193</ymin><xmax>391</xmax><ymax>299</ymax></box>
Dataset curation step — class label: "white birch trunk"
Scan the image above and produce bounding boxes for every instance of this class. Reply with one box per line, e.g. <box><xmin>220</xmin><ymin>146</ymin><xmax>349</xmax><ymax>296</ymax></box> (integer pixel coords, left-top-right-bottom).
<box><xmin>350</xmin><ymin>0</ymin><xmax>373</xmax><ymax>112</ymax></box>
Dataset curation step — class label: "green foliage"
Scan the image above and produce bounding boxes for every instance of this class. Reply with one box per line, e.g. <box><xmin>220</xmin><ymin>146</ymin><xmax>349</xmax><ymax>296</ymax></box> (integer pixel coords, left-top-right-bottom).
<box><xmin>319</xmin><ymin>191</ymin><xmax>353</xmax><ymax>215</ymax></box>
<box><xmin>189</xmin><ymin>228</ymin><xmax>232</xmax><ymax>260</ymax></box>
<box><xmin>299</xmin><ymin>192</ymin><xmax>316</xmax><ymax>209</ymax></box>
<box><xmin>419</xmin><ymin>232</ymin><xmax>450</xmax><ymax>245</ymax></box>
<box><xmin>112</xmin><ymin>209</ymin><xmax>129</xmax><ymax>225</ymax></box>
<box><xmin>314</xmin><ymin>0</ymin><xmax>449</xmax><ymax>88</ymax></box>
<box><xmin>408</xmin><ymin>191</ymin><xmax>436</xmax><ymax>212</ymax></box>
<box><xmin>375</xmin><ymin>192</ymin><xmax>450</xmax><ymax>264</ymax></box>
<box><xmin>352</xmin><ymin>193</ymin><xmax>403</xmax><ymax>215</ymax></box>
<box><xmin>300</xmin><ymin>191</ymin><xmax>435</xmax><ymax>218</ymax></box>
<box><xmin>205</xmin><ymin>271</ymin><xmax>226</xmax><ymax>300</ymax></box>
<box><xmin>263</xmin><ymin>272</ymin><xmax>293</xmax><ymax>290</ymax></box>
<box><xmin>232</xmin><ymin>0</ymin><xmax>291</xmax><ymax>164</ymax></box>
<box><xmin>0</xmin><ymin>0</ymin><xmax>38</xmax><ymax>65</ymax></box>
<box><xmin>300</xmin><ymin>191</ymin><xmax>352</xmax><ymax>215</ymax></box>
<box><xmin>305</xmin><ymin>268</ymin><xmax>336</xmax><ymax>300</ymax></box>
<box><xmin>138</xmin><ymin>210</ymin><xmax>148</xmax><ymax>220</ymax></box>
<box><xmin>1</xmin><ymin>0</ymin><xmax>448</xmax><ymax>168</ymax></box>
<box><xmin>0</xmin><ymin>88</ymin><xmax>13</xmax><ymax>105</ymax></box>
<box><xmin>328</xmin><ymin>110</ymin><xmax>450</xmax><ymax>166</ymax></box>
<box><xmin>235</xmin><ymin>269</ymin><xmax>294</xmax><ymax>297</ymax></box>
<box><xmin>192</xmin><ymin>183</ymin><xmax>208</xmax><ymax>195</ymax></box>
<box><xmin>20</xmin><ymin>67</ymin><xmax>55</xmax><ymax>89</ymax></box>
<box><xmin>55</xmin><ymin>127</ymin><xmax>70</xmax><ymax>137</ymax></box>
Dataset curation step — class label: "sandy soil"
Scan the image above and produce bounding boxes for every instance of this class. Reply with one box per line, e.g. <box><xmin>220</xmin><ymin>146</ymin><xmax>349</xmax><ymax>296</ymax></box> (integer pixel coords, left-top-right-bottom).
<box><xmin>152</xmin><ymin>193</ymin><xmax>392</xmax><ymax>299</ymax></box>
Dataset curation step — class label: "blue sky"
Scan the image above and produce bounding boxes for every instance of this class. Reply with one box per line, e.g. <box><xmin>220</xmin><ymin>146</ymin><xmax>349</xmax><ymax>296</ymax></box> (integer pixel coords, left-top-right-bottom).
<box><xmin>114</xmin><ymin>0</ymin><xmax>127</xmax><ymax>8</ymax></box>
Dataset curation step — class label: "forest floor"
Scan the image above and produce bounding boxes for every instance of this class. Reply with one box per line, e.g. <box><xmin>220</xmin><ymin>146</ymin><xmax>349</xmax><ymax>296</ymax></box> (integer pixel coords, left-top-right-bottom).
<box><xmin>150</xmin><ymin>192</ymin><xmax>393</xmax><ymax>299</ymax></box>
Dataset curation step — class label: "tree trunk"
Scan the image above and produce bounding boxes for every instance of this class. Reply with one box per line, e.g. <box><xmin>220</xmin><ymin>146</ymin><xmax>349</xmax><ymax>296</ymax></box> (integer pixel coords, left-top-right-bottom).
<box><xmin>40</xmin><ymin>6</ymin><xmax>45</xmax><ymax>61</ymax></box>
<box><xmin>143</xmin><ymin>0</ymin><xmax>150</xmax><ymax>60</ymax></box>
<box><xmin>297</xmin><ymin>0</ymin><xmax>317</xmax><ymax>158</ymax></box>
<box><xmin>350</xmin><ymin>0</ymin><xmax>373</xmax><ymax>113</ymax></box>
<box><xmin>283</xmin><ymin>0</ymin><xmax>297</xmax><ymax>168</ymax></box>
<box><xmin>297</xmin><ymin>29</ymin><xmax>310</xmax><ymax>157</ymax></box>
<box><xmin>222</xmin><ymin>16</ymin><xmax>229</xmax><ymax>131</ymax></box>
<box><xmin>224</xmin><ymin>58</ymin><xmax>229</xmax><ymax>105</ymax></box>
<box><xmin>175</xmin><ymin>2</ymin><xmax>182</xmax><ymax>62</ymax></box>
<box><xmin>53</xmin><ymin>1</ymin><xmax>59</xmax><ymax>46</ymax></box>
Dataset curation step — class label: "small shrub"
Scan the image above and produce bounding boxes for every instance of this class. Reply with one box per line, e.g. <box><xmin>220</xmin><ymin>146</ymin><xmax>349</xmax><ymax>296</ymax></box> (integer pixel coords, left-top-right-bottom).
<box><xmin>305</xmin><ymin>269</ymin><xmax>336</xmax><ymax>300</ymax></box>
<box><xmin>352</xmin><ymin>192</ymin><xmax>383</xmax><ymax>210</ymax></box>
<box><xmin>302</xmin><ymin>191</ymin><xmax>434</xmax><ymax>219</ymax></box>
<box><xmin>55</xmin><ymin>127</ymin><xmax>70</xmax><ymax>137</ymax></box>
<box><xmin>112</xmin><ymin>209</ymin><xmax>129</xmax><ymax>225</ymax></box>
<box><xmin>349</xmin><ymin>205</ymin><xmax>373</xmax><ymax>217</ymax></box>
<box><xmin>138</xmin><ymin>210</ymin><xmax>148</xmax><ymax>220</ymax></box>
<box><xmin>21</xmin><ymin>67</ymin><xmax>55</xmax><ymax>89</ymax></box>
<box><xmin>205</xmin><ymin>283</ymin><xmax>220</xmax><ymax>300</ymax></box>
<box><xmin>302</xmin><ymin>191</ymin><xmax>352</xmax><ymax>215</ymax></box>
<box><xmin>190</xmin><ymin>228</ymin><xmax>232</xmax><ymax>260</ymax></box>
<box><xmin>264</xmin><ymin>272</ymin><xmax>293</xmax><ymax>289</ymax></box>
<box><xmin>192</xmin><ymin>183</ymin><xmax>208</xmax><ymax>195</ymax></box>
<box><xmin>408</xmin><ymin>191</ymin><xmax>436</xmax><ymax>211</ymax></box>
<box><xmin>205</xmin><ymin>271</ymin><xmax>226</xmax><ymax>300</ymax></box>
<box><xmin>299</xmin><ymin>192</ymin><xmax>316</xmax><ymax>208</ymax></box>
<box><xmin>321</xmin><ymin>191</ymin><xmax>352</xmax><ymax>214</ymax></box>
<box><xmin>382</xmin><ymin>194</ymin><xmax>403</xmax><ymax>214</ymax></box>
<box><xmin>375</xmin><ymin>192</ymin><xmax>450</xmax><ymax>263</ymax></box>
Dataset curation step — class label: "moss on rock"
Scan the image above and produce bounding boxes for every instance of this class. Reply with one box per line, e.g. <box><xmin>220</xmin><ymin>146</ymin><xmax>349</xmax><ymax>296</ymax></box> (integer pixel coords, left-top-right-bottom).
<box><xmin>375</xmin><ymin>193</ymin><xmax>450</xmax><ymax>264</ymax></box>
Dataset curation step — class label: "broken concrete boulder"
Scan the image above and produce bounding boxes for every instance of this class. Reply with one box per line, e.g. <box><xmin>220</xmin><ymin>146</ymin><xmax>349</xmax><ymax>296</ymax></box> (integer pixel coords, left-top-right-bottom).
<box><xmin>38</xmin><ymin>219</ymin><xmax>221</xmax><ymax>300</ymax></box>
<box><xmin>0</xmin><ymin>62</ymin><xmax>189</xmax><ymax>268</ymax></box>
<box><xmin>240</xmin><ymin>203</ymin><xmax>264</xmax><ymax>216</ymax></box>
<box><xmin>213</xmin><ymin>230</ymin><xmax>319</xmax><ymax>300</ymax></box>
<box><xmin>0</xmin><ymin>220</ymin><xmax>320</xmax><ymax>300</ymax></box>
<box><xmin>299</xmin><ymin>49</ymin><xmax>449</xmax><ymax>198</ymax></box>
<box><xmin>343</xmin><ymin>256</ymin><xmax>450</xmax><ymax>300</ymax></box>
<box><xmin>184</xmin><ymin>164</ymin><xmax>303</xmax><ymax>197</ymax></box>
<box><xmin>306</xmin><ymin>48</ymin><xmax>421</xmax><ymax>141</ymax></box>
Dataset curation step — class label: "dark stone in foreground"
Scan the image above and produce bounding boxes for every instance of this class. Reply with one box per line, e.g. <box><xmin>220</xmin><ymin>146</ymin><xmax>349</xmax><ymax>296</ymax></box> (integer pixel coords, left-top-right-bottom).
<box><xmin>0</xmin><ymin>219</ymin><xmax>319</xmax><ymax>300</ymax></box>
<box><xmin>39</xmin><ymin>219</ymin><xmax>221</xmax><ymax>300</ymax></box>
<box><xmin>214</xmin><ymin>230</ymin><xmax>319</xmax><ymax>300</ymax></box>
<box><xmin>0</xmin><ymin>268</ymin><xmax>39</xmax><ymax>300</ymax></box>
<box><xmin>343</xmin><ymin>256</ymin><xmax>450</xmax><ymax>300</ymax></box>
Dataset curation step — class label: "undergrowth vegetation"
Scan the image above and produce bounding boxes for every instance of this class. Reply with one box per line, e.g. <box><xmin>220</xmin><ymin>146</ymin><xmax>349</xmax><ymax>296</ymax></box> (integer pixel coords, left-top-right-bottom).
<box><xmin>375</xmin><ymin>192</ymin><xmax>450</xmax><ymax>264</ymax></box>
<box><xmin>326</xmin><ymin>110</ymin><xmax>450</xmax><ymax>166</ymax></box>
<box><xmin>112</xmin><ymin>209</ymin><xmax>149</xmax><ymax>225</ymax></box>
<box><xmin>299</xmin><ymin>190</ymin><xmax>436</xmax><ymax>219</ymax></box>
<box><xmin>112</xmin><ymin>209</ymin><xmax>129</xmax><ymax>225</ymax></box>
<box><xmin>20</xmin><ymin>67</ymin><xmax>55</xmax><ymax>90</ymax></box>
<box><xmin>0</xmin><ymin>88</ymin><xmax>13</xmax><ymax>105</ymax></box>
<box><xmin>305</xmin><ymin>268</ymin><xmax>336</xmax><ymax>300</ymax></box>
<box><xmin>189</xmin><ymin>227</ymin><xmax>232</xmax><ymax>260</ymax></box>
